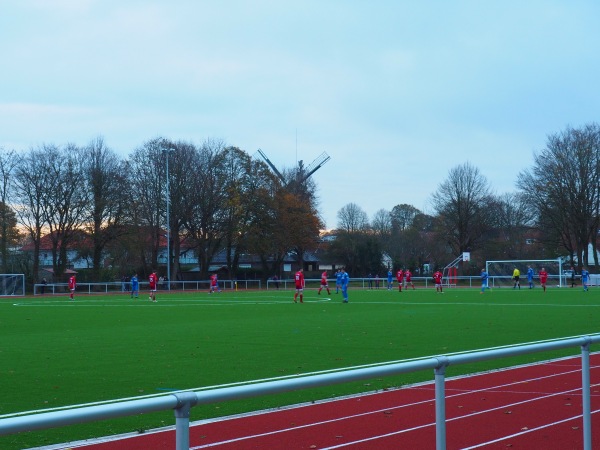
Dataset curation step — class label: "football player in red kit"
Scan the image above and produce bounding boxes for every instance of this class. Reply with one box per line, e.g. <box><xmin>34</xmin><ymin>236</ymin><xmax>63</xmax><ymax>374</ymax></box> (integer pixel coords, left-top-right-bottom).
<box><xmin>317</xmin><ymin>271</ymin><xmax>331</xmax><ymax>295</ymax></box>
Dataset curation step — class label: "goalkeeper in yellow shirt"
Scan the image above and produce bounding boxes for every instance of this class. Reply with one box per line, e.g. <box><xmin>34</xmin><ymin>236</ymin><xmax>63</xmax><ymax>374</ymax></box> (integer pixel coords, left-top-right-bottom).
<box><xmin>512</xmin><ymin>267</ymin><xmax>521</xmax><ymax>289</ymax></box>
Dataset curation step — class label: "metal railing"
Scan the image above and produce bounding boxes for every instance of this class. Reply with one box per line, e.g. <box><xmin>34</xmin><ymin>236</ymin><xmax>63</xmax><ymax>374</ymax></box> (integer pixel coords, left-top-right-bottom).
<box><xmin>33</xmin><ymin>275</ymin><xmax>594</xmax><ymax>295</ymax></box>
<box><xmin>265</xmin><ymin>274</ymin><xmax>586</xmax><ymax>290</ymax></box>
<box><xmin>33</xmin><ymin>279</ymin><xmax>262</xmax><ymax>295</ymax></box>
<box><xmin>1</xmin><ymin>334</ymin><xmax>598</xmax><ymax>450</ymax></box>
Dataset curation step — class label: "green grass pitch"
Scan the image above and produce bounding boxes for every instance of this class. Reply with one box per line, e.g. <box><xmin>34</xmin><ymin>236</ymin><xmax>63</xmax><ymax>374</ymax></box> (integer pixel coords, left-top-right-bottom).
<box><xmin>0</xmin><ymin>284</ymin><xmax>598</xmax><ymax>449</ymax></box>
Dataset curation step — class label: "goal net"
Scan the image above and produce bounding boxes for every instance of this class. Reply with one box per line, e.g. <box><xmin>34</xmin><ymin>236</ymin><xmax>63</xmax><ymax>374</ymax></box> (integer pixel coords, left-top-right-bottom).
<box><xmin>0</xmin><ymin>274</ymin><xmax>25</xmax><ymax>296</ymax></box>
<box><xmin>485</xmin><ymin>259</ymin><xmax>563</xmax><ymax>288</ymax></box>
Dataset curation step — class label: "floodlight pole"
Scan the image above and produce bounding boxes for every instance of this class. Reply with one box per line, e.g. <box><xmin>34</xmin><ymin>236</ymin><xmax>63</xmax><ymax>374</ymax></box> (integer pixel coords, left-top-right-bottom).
<box><xmin>166</xmin><ymin>152</ymin><xmax>170</xmax><ymax>291</ymax></box>
<box><xmin>164</xmin><ymin>145</ymin><xmax>175</xmax><ymax>291</ymax></box>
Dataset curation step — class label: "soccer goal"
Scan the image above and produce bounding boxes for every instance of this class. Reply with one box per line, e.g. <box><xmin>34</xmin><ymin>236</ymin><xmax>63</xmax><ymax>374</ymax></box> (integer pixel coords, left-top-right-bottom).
<box><xmin>485</xmin><ymin>259</ymin><xmax>563</xmax><ymax>288</ymax></box>
<box><xmin>0</xmin><ymin>274</ymin><xmax>25</xmax><ymax>296</ymax></box>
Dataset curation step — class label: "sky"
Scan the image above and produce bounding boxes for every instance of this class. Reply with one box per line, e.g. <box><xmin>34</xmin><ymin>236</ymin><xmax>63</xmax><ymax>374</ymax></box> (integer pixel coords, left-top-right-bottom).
<box><xmin>1</xmin><ymin>1</ymin><xmax>599</xmax><ymax>230</ymax></box>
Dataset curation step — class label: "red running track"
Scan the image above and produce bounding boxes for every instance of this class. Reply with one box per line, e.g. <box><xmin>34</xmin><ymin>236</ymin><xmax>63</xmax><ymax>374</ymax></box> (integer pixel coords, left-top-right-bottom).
<box><xmin>58</xmin><ymin>354</ymin><xmax>600</xmax><ymax>449</ymax></box>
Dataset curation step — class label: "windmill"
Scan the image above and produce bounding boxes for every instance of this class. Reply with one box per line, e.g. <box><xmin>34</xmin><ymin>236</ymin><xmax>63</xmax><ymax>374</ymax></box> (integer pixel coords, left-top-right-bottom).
<box><xmin>256</xmin><ymin>149</ymin><xmax>330</xmax><ymax>187</ymax></box>
<box><xmin>256</xmin><ymin>149</ymin><xmax>331</xmax><ymax>270</ymax></box>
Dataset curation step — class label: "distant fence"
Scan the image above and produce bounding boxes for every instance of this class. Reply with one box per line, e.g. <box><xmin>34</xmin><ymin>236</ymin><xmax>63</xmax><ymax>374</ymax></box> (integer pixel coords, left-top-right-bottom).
<box><xmin>31</xmin><ymin>275</ymin><xmax>596</xmax><ymax>295</ymax></box>
<box><xmin>1</xmin><ymin>334</ymin><xmax>598</xmax><ymax>450</ymax></box>
<box><xmin>265</xmin><ymin>275</ymin><xmax>589</xmax><ymax>290</ymax></box>
<box><xmin>33</xmin><ymin>279</ymin><xmax>262</xmax><ymax>295</ymax></box>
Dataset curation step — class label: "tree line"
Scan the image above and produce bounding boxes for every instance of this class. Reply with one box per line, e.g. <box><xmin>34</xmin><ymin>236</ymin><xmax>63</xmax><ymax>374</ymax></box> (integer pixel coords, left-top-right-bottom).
<box><xmin>0</xmin><ymin>137</ymin><xmax>322</xmax><ymax>286</ymax></box>
<box><xmin>1</xmin><ymin>123</ymin><xmax>598</xmax><ymax>286</ymax></box>
<box><xmin>328</xmin><ymin>123</ymin><xmax>600</xmax><ymax>276</ymax></box>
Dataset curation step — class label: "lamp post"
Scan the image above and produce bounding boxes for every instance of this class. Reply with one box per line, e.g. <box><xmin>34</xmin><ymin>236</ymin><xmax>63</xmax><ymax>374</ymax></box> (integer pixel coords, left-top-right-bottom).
<box><xmin>164</xmin><ymin>145</ymin><xmax>175</xmax><ymax>291</ymax></box>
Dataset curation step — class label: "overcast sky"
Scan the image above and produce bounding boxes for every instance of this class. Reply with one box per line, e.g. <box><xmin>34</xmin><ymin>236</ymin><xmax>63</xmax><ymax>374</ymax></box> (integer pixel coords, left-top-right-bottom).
<box><xmin>1</xmin><ymin>1</ymin><xmax>599</xmax><ymax>229</ymax></box>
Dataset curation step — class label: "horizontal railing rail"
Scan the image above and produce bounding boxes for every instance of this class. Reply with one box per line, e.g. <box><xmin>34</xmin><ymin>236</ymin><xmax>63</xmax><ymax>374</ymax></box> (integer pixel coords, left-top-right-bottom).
<box><xmin>33</xmin><ymin>274</ymin><xmax>594</xmax><ymax>295</ymax></box>
<box><xmin>33</xmin><ymin>279</ymin><xmax>262</xmax><ymax>295</ymax></box>
<box><xmin>265</xmin><ymin>274</ymin><xmax>586</xmax><ymax>290</ymax></box>
<box><xmin>1</xmin><ymin>334</ymin><xmax>598</xmax><ymax>449</ymax></box>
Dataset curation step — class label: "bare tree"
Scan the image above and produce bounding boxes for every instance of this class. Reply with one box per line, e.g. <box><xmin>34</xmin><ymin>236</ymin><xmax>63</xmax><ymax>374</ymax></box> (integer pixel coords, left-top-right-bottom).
<box><xmin>486</xmin><ymin>192</ymin><xmax>535</xmax><ymax>259</ymax></box>
<box><xmin>161</xmin><ymin>139</ymin><xmax>200</xmax><ymax>283</ymax></box>
<box><xmin>41</xmin><ymin>144</ymin><xmax>89</xmax><ymax>276</ymax></box>
<box><xmin>517</xmin><ymin>123</ymin><xmax>600</xmax><ymax>268</ymax></box>
<box><xmin>337</xmin><ymin>203</ymin><xmax>369</xmax><ymax>233</ymax></box>
<box><xmin>184</xmin><ymin>139</ymin><xmax>229</xmax><ymax>279</ymax></box>
<box><xmin>128</xmin><ymin>138</ymin><xmax>165</xmax><ymax>271</ymax></box>
<box><xmin>0</xmin><ymin>148</ymin><xmax>20</xmax><ymax>272</ymax></box>
<box><xmin>244</xmin><ymin>183</ymin><xmax>280</xmax><ymax>275</ymax></box>
<box><xmin>431</xmin><ymin>162</ymin><xmax>494</xmax><ymax>254</ymax></box>
<box><xmin>371</xmin><ymin>209</ymin><xmax>392</xmax><ymax>237</ymax></box>
<box><xmin>81</xmin><ymin>137</ymin><xmax>129</xmax><ymax>279</ymax></box>
<box><xmin>382</xmin><ymin>204</ymin><xmax>426</xmax><ymax>268</ymax></box>
<box><xmin>390</xmin><ymin>204</ymin><xmax>421</xmax><ymax>232</ymax></box>
<box><xmin>12</xmin><ymin>148</ymin><xmax>49</xmax><ymax>282</ymax></box>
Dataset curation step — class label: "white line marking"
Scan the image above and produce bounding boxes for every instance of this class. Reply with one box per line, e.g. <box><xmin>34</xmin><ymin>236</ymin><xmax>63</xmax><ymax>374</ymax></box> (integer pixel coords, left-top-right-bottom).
<box><xmin>189</xmin><ymin>360</ymin><xmax>600</xmax><ymax>449</ymax></box>
<box><xmin>460</xmin><ymin>409</ymin><xmax>600</xmax><ymax>449</ymax></box>
<box><xmin>49</xmin><ymin>354</ymin><xmax>600</xmax><ymax>448</ymax></box>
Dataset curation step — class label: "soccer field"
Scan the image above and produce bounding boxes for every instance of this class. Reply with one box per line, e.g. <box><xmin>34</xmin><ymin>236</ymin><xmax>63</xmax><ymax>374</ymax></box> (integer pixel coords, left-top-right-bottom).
<box><xmin>1</xmin><ymin>286</ymin><xmax>598</xmax><ymax>449</ymax></box>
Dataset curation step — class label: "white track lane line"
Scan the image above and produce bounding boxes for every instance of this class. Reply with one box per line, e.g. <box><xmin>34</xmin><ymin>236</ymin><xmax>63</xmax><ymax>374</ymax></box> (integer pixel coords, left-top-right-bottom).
<box><xmin>461</xmin><ymin>409</ymin><xmax>600</xmax><ymax>449</ymax></box>
<box><xmin>315</xmin><ymin>386</ymin><xmax>600</xmax><ymax>450</ymax></box>
<box><xmin>190</xmin><ymin>383</ymin><xmax>600</xmax><ymax>449</ymax></box>
<box><xmin>189</xmin><ymin>363</ymin><xmax>600</xmax><ymax>449</ymax></box>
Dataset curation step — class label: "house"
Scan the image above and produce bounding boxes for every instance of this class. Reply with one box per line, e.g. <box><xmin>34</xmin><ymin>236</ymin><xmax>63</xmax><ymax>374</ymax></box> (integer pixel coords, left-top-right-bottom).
<box><xmin>20</xmin><ymin>233</ymin><xmax>94</xmax><ymax>270</ymax></box>
<box><xmin>20</xmin><ymin>228</ymin><xmax>198</xmax><ymax>273</ymax></box>
<box><xmin>183</xmin><ymin>248</ymin><xmax>322</xmax><ymax>280</ymax></box>
<box><xmin>20</xmin><ymin>230</ymin><xmax>324</xmax><ymax>281</ymax></box>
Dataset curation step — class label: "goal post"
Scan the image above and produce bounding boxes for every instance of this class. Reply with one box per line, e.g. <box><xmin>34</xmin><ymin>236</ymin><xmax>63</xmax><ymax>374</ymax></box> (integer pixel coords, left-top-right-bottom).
<box><xmin>485</xmin><ymin>259</ymin><xmax>563</xmax><ymax>288</ymax></box>
<box><xmin>0</xmin><ymin>274</ymin><xmax>25</xmax><ymax>296</ymax></box>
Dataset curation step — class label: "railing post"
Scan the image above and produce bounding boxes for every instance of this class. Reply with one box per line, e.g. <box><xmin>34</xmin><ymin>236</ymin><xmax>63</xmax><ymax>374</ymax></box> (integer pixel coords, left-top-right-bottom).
<box><xmin>581</xmin><ymin>338</ymin><xmax>592</xmax><ymax>450</ymax></box>
<box><xmin>435</xmin><ymin>356</ymin><xmax>449</xmax><ymax>450</ymax></box>
<box><xmin>173</xmin><ymin>392</ymin><xmax>198</xmax><ymax>450</ymax></box>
